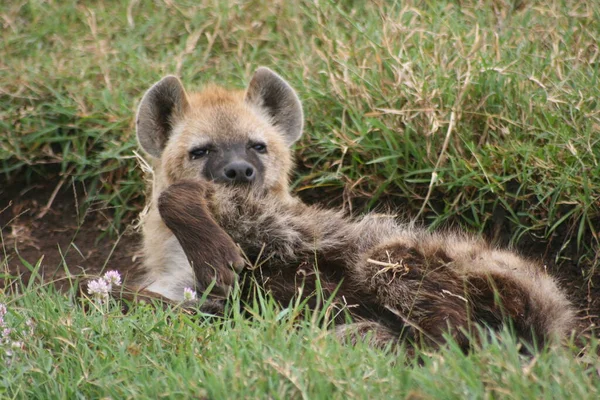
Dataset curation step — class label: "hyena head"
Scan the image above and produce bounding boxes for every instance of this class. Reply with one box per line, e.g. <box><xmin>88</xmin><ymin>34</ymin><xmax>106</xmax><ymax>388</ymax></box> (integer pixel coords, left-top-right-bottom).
<box><xmin>136</xmin><ymin>67</ymin><xmax>303</xmax><ymax>195</ymax></box>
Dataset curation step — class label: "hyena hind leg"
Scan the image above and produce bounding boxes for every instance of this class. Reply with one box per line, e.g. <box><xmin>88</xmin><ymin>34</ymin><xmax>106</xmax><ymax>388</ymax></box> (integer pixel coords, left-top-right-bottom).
<box><xmin>465</xmin><ymin>268</ymin><xmax>575</xmax><ymax>348</ymax></box>
<box><xmin>335</xmin><ymin>321</ymin><xmax>400</xmax><ymax>349</ymax></box>
<box><xmin>431</xmin><ymin>236</ymin><xmax>575</xmax><ymax>347</ymax></box>
<box><xmin>352</xmin><ymin>240</ymin><xmax>475</xmax><ymax>351</ymax></box>
<box><xmin>356</xmin><ymin>235</ymin><xmax>575</xmax><ymax>350</ymax></box>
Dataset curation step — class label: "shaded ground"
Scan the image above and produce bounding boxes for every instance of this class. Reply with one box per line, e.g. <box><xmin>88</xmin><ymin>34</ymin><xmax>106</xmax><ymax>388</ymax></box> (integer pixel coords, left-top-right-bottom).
<box><xmin>1</xmin><ymin>173</ymin><xmax>598</xmax><ymax>337</ymax></box>
<box><xmin>0</xmin><ymin>174</ymin><xmax>140</xmax><ymax>289</ymax></box>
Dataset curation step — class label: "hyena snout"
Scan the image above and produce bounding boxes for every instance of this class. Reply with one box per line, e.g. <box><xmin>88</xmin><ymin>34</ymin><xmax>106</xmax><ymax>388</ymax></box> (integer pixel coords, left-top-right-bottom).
<box><xmin>222</xmin><ymin>160</ymin><xmax>256</xmax><ymax>184</ymax></box>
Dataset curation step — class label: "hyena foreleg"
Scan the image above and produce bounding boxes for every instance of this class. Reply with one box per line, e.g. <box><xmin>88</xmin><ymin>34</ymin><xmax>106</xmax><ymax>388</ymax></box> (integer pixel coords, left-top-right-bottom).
<box><xmin>157</xmin><ymin>181</ymin><xmax>245</xmax><ymax>299</ymax></box>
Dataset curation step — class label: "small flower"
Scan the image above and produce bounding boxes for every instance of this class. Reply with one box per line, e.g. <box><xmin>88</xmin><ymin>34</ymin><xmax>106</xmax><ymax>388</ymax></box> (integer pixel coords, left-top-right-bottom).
<box><xmin>87</xmin><ymin>278</ymin><xmax>110</xmax><ymax>300</ymax></box>
<box><xmin>183</xmin><ymin>287</ymin><xmax>197</xmax><ymax>301</ymax></box>
<box><xmin>1</xmin><ymin>328</ymin><xmax>10</xmax><ymax>345</ymax></box>
<box><xmin>103</xmin><ymin>270</ymin><xmax>122</xmax><ymax>287</ymax></box>
<box><xmin>0</xmin><ymin>304</ymin><xmax>32</xmax><ymax>362</ymax></box>
<box><xmin>11</xmin><ymin>341</ymin><xmax>22</xmax><ymax>348</ymax></box>
<box><xmin>25</xmin><ymin>319</ymin><xmax>35</xmax><ymax>335</ymax></box>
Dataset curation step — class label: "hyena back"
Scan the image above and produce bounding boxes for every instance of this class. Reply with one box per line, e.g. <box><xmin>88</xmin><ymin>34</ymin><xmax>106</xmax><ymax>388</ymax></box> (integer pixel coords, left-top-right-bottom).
<box><xmin>136</xmin><ymin>67</ymin><xmax>574</xmax><ymax>350</ymax></box>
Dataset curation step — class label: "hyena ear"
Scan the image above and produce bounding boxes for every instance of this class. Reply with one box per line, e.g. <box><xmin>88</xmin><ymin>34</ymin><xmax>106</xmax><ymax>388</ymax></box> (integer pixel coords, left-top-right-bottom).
<box><xmin>136</xmin><ymin>76</ymin><xmax>189</xmax><ymax>158</ymax></box>
<box><xmin>245</xmin><ymin>67</ymin><xmax>304</xmax><ymax>146</ymax></box>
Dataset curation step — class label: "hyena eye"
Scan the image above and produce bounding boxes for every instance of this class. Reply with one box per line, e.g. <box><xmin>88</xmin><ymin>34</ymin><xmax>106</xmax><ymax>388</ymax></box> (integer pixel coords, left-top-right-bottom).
<box><xmin>251</xmin><ymin>143</ymin><xmax>267</xmax><ymax>154</ymax></box>
<box><xmin>189</xmin><ymin>147</ymin><xmax>209</xmax><ymax>160</ymax></box>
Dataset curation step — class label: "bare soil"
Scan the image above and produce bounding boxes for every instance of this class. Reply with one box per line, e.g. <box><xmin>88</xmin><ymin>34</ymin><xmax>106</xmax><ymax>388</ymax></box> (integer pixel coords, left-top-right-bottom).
<box><xmin>0</xmin><ymin>174</ymin><xmax>141</xmax><ymax>290</ymax></box>
<box><xmin>1</xmin><ymin>173</ymin><xmax>598</xmax><ymax>337</ymax></box>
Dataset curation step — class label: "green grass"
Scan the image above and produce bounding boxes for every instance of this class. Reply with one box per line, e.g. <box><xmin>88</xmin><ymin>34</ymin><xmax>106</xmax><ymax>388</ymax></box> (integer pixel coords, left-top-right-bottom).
<box><xmin>2</xmin><ymin>0</ymin><xmax>600</xmax><ymax>397</ymax></box>
<box><xmin>1</xmin><ymin>0</ymin><xmax>599</xmax><ymax>267</ymax></box>
<box><xmin>0</xmin><ymin>275</ymin><xmax>598</xmax><ymax>399</ymax></box>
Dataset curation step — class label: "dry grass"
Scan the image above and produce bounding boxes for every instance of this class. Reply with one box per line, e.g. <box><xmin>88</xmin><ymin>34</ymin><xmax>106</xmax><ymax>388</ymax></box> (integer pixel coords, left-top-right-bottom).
<box><xmin>1</xmin><ymin>0</ymin><xmax>598</xmax><ymax>287</ymax></box>
<box><xmin>1</xmin><ymin>2</ymin><xmax>600</xmax><ymax>396</ymax></box>
<box><xmin>0</xmin><ymin>1</ymin><xmax>600</xmax><ymax>276</ymax></box>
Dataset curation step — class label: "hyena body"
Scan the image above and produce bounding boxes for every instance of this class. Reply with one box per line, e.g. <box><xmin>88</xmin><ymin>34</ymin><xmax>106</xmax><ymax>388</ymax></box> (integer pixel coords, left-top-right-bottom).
<box><xmin>136</xmin><ymin>68</ymin><xmax>574</xmax><ymax>350</ymax></box>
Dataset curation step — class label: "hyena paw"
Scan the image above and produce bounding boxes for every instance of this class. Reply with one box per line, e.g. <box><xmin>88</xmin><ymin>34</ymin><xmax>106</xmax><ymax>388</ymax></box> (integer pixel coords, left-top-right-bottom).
<box><xmin>198</xmin><ymin>244</ymin><xmax>245</xmax><ymax>297</ymax></box>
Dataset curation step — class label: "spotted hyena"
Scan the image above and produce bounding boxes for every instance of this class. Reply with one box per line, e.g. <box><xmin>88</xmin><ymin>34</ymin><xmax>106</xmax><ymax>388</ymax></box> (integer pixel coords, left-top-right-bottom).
<box><xmin>135</xmin><ymin>67</ymin><xmax>574</xmax><ymax>350</ymax></box>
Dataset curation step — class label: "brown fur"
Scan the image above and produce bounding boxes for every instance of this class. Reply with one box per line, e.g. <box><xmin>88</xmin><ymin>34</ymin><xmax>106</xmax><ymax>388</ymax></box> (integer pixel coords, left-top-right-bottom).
<box><xmin>157</xmin><ymin>182</ymin><xmax>244</xmax><ymax>298</ymax></box>
<box><xmin>136</xmin><ymin>68</ymin><xmax>575</xmax><ymax>352</ymax></box>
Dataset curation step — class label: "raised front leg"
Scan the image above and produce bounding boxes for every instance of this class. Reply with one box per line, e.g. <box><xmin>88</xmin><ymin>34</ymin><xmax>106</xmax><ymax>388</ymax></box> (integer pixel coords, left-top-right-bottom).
<box><xmin>158</xmin><ymin>181</ymin><xmax>245</xmax><ymax>298</ymax></box>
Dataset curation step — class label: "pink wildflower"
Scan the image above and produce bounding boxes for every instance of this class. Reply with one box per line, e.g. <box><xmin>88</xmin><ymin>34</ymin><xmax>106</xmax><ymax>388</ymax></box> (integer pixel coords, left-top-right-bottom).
<box><xmin>183</xmin><ymin>287</ymin><xmax>197</xmax><ymax>301</ymax></box>
<box><xmin>103</xmin><ymin>270</ymin><xmax>122</xmax><ymax>287</ymax></box>
<box><xmin>25</xmin><ymin>319</ymin><xmax>35</xmax><ymax>335</ymax></box>
<box><xmin>87</xmin><ymin>278</ymin><xmax>110</xmax><ymax>300</ymax></box>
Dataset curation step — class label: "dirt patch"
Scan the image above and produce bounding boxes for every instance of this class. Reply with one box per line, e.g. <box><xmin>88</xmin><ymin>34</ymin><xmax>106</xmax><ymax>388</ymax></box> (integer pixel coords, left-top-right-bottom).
<box><xmin>1</xmin><ymin>172</ymin><xmax>598</xmax><ymax>337</ymax></box>
<box><xmin>0</xmin><ymin>174</ymin><xmax>141</xmax><ymax>289</ymax></box>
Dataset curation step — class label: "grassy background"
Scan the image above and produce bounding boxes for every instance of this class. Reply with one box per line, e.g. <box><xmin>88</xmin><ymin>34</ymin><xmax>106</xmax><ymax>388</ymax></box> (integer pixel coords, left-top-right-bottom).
<box><xmin>2</xmin><ymin>0</ymin><xmax>599</xmax><ymax>266</ymax></box>
<box><xmin>1</xmin><ymin>0</ymin><xmax>600</xmax><ymax>397</ymax></box>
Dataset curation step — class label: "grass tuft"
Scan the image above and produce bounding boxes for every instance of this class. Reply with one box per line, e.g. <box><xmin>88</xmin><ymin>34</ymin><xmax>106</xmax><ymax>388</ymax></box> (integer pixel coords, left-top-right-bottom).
<box><xmin>0</xmin><ymin>267</ymin><xmax>599</xmax><ymax>398</ymax></box>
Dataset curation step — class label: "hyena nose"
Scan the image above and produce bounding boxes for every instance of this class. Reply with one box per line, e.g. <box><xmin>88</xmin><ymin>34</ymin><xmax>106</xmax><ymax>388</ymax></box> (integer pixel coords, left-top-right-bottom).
<box><xmin>223</xmin><ymin>161</ymin><xmax>256</xmax><ymax>183</ymax></box>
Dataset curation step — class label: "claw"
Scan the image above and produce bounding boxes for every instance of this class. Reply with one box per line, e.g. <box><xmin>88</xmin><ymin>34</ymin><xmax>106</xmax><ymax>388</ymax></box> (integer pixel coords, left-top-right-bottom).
<box><xmin>231</xmin><ymin>256</ymin><xmax>246</xmax><ymax>273</ymax></box>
